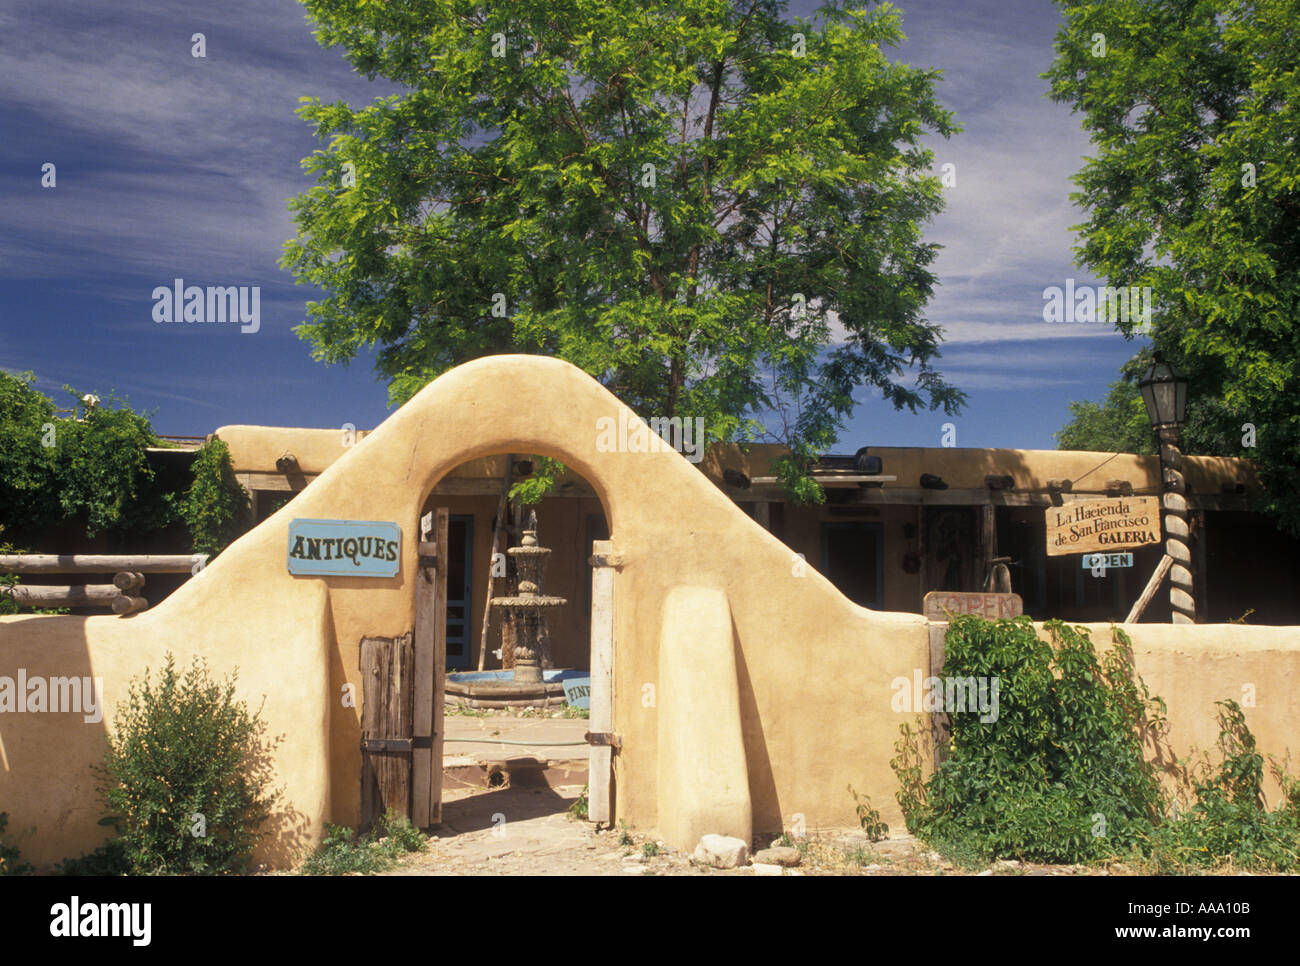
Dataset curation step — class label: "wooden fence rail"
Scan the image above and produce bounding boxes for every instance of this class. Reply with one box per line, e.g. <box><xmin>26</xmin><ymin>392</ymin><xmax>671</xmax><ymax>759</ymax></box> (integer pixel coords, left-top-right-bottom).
<box><xmin>0</xmin><ymin>554</ymin><xmax>206</xmax><ymax>574</ymax></box>
<box><xmin>0</xmin><ymin>554</ymin><xmax>207</xmax><ymax>617</ymax></box>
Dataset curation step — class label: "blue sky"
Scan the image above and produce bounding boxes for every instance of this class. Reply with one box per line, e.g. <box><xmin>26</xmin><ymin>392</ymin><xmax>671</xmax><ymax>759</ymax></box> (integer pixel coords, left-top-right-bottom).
<box><xmin>0</xmin><ymin>0</ymin><xmax>1141</xmax><ymax>449</ymax></box>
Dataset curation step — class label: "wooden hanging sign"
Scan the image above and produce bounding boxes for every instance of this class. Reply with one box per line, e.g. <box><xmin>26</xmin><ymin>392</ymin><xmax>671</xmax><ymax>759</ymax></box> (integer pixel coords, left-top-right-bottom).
<box><xmin>1045</xmin><ymin>497</ymin><xmax>1161</xmax><ymax>557</ymax></box>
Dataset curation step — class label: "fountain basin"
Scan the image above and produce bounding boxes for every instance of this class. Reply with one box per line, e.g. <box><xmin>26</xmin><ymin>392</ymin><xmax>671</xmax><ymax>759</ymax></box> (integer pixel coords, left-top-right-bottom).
<box><xmin>445</xmin><ymin>668</ymin><xmax>588</xmax><ymax>709</ymax></box>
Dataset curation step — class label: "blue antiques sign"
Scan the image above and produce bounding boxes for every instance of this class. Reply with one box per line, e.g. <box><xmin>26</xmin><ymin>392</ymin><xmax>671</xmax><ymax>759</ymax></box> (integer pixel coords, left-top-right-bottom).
<box><xmin>563</xmin><ymin>676</ymin><xmax>591</xmax><ymax>710</ymax></box>
<box><xmin>287</xmin><ymin>519</ymin><xmax>401</xmax><ymax>577</ymax></box>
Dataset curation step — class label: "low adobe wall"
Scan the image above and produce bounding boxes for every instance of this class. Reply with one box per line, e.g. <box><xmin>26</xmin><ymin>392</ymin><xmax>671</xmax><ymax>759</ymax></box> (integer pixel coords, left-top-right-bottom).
<box><xmin>1</xmin><ymin>356</ymin><xmax>1296</xmax><ymax>869</ymax></box>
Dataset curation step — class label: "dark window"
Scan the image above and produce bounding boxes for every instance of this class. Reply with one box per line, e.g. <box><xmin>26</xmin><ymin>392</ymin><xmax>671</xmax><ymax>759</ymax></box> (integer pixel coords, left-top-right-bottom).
<box><xmin>820</xmin><ymin>522</ymin><xmax>883</xmax><ymax>607</ymax></box>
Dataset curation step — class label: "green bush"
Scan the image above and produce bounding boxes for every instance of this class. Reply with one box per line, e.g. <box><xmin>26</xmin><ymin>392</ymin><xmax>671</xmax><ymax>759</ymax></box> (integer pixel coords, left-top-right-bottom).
<box><xmin>892</xmin><ymin>616</ymin><xmax>1300</xmax><ymax>872</ymax></box>
<box><xmin>0</xmin><ymin>812</ymin><xmax>32</xmax><ymax>875</ymax></box>
<box><xmin>298</xmin><ymin>810</ymin><xmax>426</xmax><ymax>875</ymax></box>
<box><xmin>1143</xmin><ymin>701</ymin><xmax>1300</xmax><ymax>872</ymax></box>
<box><xmin>181</xmin><ymin>439</ymin><xmax>247</xmax><ymax>557</ymax></box>
<box><xmin>892</xmin><ymin>617</ymin><xmax>1164</xmax><ymax>864</ymax></box>
<box><xmin>0</xmin><ymin>371</ymin><xmax>175</xmax><ymax>543</ymax></box>
<box><xmin>92</xmin><ymin>654</ymin><xmax>278</xmax><ymax>875</ymax></box>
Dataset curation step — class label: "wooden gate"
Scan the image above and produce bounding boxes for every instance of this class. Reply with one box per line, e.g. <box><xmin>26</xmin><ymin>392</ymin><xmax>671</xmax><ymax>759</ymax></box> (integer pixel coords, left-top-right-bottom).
<box><xmin>359</xmin><ymin>507</ymin><xmax>448</xmax><ymax>829</ymax></box>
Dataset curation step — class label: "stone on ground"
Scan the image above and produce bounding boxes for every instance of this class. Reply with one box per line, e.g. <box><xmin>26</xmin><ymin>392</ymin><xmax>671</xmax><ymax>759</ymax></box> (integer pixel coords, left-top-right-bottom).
<box><xmin>693</xmin><ymin>834</ymin><xmax>749</xmax><ymax>869</ymax></box>
<box><xmin>754</xmin><ymin>846</ymin><xmax>801</xmax><ymax>867</ymax></box>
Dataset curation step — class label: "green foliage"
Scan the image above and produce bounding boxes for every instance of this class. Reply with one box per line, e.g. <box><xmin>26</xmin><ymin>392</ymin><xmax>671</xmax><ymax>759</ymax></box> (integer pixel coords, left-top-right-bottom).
<box><xmin>0</xmin><ymin>812</ymin><xmax>32</xmax><ymax>875</ymax></box>
<box><xmin>95</xmin><ymin>654</ymin><xmax>278</xmax><ymax>875</ymax></box>
<box><xmin>299</xmin><ymin>811</ymin><xmax>427</xmax><ymax>875</ymax></box>
<box><xmin>892</xmin><ymin>617</ymin><xmax>1164</xmax><ymax>864</ymax></box>
<box><xmin>1045</xmin><ymin>0</ymin><xmax>1300</xmax><ymax>535</ymax></box>
<box><xmin>0</xmin><ymin>370</ymin><xmax>176</xmax><ymax>543</ymax></box>
<box><xmin>641</xmin><ymin>841</ymin><xmax>660</xmax><ymax>859</ymax></box>
<box><xmin>508</xmin><ymin>455</ymin><xmax>566</xmax><ymax>506</ymax></box>
<box><xmin>567</xmin><ymin>785</ymin><xmax>590</xmax><ymax>821</ymax></box>
<box><xmin>847</xmin><ymin>784</ymin><xmax>889</xmax><ymax>842</ymax></box>
<box><xmin>284</xmin><ymin>0</ymin><xmax>965</xmax><ymax>502</ymax></box>
<box><xmin>892</xmin><ymin>617</ymin><xmax>1300</xmax><ymax>871</ymax></box>
<box><xmin>1143</xmin><ymin>701</ymin><xmax>1300</xmax><ymax>872</ymax></box>
<box><xmin>1055</xmin><ymin>378</ymin><xmax>1156</xmax><ymax>454</ymax></box>
<box><xmin>181</xmin><ymin>439</ymin><xmax>248</xmax><ymax>556</ymax></box>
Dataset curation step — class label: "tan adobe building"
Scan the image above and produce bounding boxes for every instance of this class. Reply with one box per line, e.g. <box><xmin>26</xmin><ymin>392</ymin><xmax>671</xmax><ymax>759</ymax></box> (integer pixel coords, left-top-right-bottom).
<box><xmin>215</xmin><ymin>425</ymin><xmax>1297</xmax><ymax>673</ymax></box>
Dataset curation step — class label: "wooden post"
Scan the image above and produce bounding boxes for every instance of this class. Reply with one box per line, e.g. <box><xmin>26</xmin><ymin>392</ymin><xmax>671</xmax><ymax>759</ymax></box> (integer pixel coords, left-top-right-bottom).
<box><xmin>432</xmin><ymin>508</ymin><xmax>449</xmax><ymax>824</ymax></box>
<box><xmin>929</xmin><ymin>623</ymin><xmax>950</xmax><ymax>769</ymax></box>
<box><xmin>411</xmin><ymin>508</ymin><xmax>450</xmax><ymax>828</ymax></box>
<box><xmin>110</xmin><ymin>595</ymin><xmax>148</xmax><ymax>616</ymax></box>
<box><xmin>978</xmin><ymin>505</ymin><xmax>996</xmax><ymax>593</ymax></box>
<box><xmin>754</xmin><ymin>501</ymin><xmax>770</xmax><ymax>531</ymax></box>
<box><xmin>588</xmin><ymin>540</ymin><xmax>620</xmax><ymax>825</ymax></box>
<box><xmin>359</xmin><ymin>632</ymin><xmax>415</xmax><ymax>829</ymax></box>
<box><xmin>477</xmin><ymin>455</ymin><xmax>514</xmax><ymax>671</ymax></box>
<box><xmin>1125</xmin><ymin>554</ymin><xmax>1173</xmax><ymax>624</ymax></box>
<box><xmin>412</xmin><ymin>513</ymin><xmax>435</xmax><ymax>828</ymax></box>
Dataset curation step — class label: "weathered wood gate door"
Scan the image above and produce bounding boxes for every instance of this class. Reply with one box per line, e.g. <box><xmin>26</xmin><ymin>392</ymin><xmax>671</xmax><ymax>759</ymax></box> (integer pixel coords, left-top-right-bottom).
<box><xmin>359</xmin><ymin>507</ymin><xmax>448</xmax><ymax>829</ymax></box>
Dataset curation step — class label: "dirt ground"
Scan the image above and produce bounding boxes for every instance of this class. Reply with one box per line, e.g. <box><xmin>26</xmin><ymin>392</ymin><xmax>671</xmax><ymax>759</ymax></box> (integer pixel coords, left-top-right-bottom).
<box><xmin>382</xmin><ymin>780</ymin><xmax>1121</xmax><ymax>876</ymax></box>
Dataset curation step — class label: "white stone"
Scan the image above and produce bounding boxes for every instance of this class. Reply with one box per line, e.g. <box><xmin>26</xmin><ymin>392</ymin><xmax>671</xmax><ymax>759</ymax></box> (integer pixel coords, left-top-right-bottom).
<box><xmin>752</xmin><ymin>862</ymin><xmax>784</xmax><ymax>876</ymax></box>
<box><xmin>693</xmin><ymin>833</ymin><xmax>749</xmax><ymax>869</ymax></box>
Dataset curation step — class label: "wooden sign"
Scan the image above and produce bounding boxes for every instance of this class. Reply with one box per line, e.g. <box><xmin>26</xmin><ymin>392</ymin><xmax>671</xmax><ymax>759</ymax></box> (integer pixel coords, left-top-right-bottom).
<box><xmin>1082</xmin><ymin>552</ymin><xmax>1134</xmax><ymax>570</ymax></box>
<box><xmin>287</xmin><ymin>519</ymin><xmax>401</xmax><ymax>577</ymax></box>
<box><xmin>923</xmin><ymin>591</ymin><xmax>1023</xmax><ymax>622</ymax></box>
<box><xmin>1045</xmin><ymin>497</ymin><xmax>1161</xmax><ymax>557</ymax></box>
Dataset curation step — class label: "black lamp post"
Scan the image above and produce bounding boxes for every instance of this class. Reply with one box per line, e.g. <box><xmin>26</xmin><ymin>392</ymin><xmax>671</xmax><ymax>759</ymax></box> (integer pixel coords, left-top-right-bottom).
<box><xmin>1138</xmin><ymin>358</ymin><xmax>1194</xmax><ymax>623</ymax></box>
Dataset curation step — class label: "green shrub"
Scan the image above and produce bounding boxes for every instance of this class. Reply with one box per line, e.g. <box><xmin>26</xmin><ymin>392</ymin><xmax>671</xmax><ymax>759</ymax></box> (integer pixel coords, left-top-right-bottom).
<box><xmin>891</xmin><ymin>616</ymin><xmax>1300</xmax><ymax>872</ymax></box>
<box><xmin>0</xmin><ymin>371</ymin><xmax>176</xmax><ymax>543</ymax></box>
<box><xmin>181</xmin><ymin>439</ymin><xmax>247</xmax><ymax>557</ymax></box>
<box><xmin>891</xmin><ymin>617</ymin><xmax>1164</xmax><ymax>865</ymax></box>
<box><xmin>1142</xmin><ymin>701</ymin><xmax>1300</xmax><ymax>872</ymax></box>
<box><xmin>298</xmin><ymin>810</ymin><xmax>426</xmax><ymax>875</ymax></box>
<box><xmin>0</xmin><ymin>812</ymin><xmax>32</xmax><ymax>875</ymax></box>
<box><xmin>94</xmin><ymin>654</ymin><xmax>278</xmax><ymax>874</ymax></box>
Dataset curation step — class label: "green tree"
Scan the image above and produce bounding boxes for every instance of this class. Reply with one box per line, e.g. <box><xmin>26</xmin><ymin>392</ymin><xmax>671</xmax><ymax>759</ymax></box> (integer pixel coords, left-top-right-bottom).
<box><xmin>1045</xmin><ymin>0</ymin><xmax>1300</xmax><ymax>533</ymax></box>
<box><xmin>181</xmin><ymin>439</ymin><xmax>248</xmax><ymax>557</ymax></box>
<box><xmin>283</xmin><ymin>0</ymin><xmax>964</xmax><ymax>500</ymax></box>
<box><xmin>1055</xmin><ymin>377</ymin><xmax>1154</xmax><ymax>454</ymax></box>
<box><xmin>0</xmin><ymin>371</ymin><xmax>175</xmax><ymax>543</ymax></box>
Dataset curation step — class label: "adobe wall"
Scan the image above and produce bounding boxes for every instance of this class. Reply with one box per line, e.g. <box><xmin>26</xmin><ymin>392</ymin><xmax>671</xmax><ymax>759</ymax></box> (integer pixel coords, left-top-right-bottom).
<box><xmin>1</xmin><ymin>355</ymin><xmax>1296</xmax><ymax>869</ymax></box>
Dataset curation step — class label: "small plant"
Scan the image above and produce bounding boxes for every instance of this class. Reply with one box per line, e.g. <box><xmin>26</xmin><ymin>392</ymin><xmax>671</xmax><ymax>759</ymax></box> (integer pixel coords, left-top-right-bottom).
<box><xmin>775</xmin><ymin>831</ymin><xmax>794</xmax><ymax>848</ymax></box>
<box><xmin>299</xmin><ymin>810</ymin><xmax>426</xmax><ymax>875</ymax></box>
<box><xmin>617</xmin><ymin>822</ymin><xmax>634</xmax><ymax>847</ymax></box>
<box><xmin>841</xmin><ymin>846</ymin><xmax>879</xmax><ymax>867</ymax></box>
<box><xmin>567</xmin><ymin>785</ymin><xmax>589</xmax><ymax>821</ymax></box>
<box><xmin>561</xmin><ymin>704</ymin><xmax>590</xmax><ymax>719</ymax></box>
<box><xmin>0</xmin><ymin>813</ymin><xmax>32</xmax><ymax>876</ymax></box>
<box><xmin>641</xmin><ymin>841</ymin><xmax>659</xmax><ymax>859</ymax></box>
<box><xmin>848</xmin><ymin>785</ymin><xmax>890</xmax><ymax>842</ymax></box>
<box><xmin>93</xmin><ymin>653</ymin><xmax>279</xmax><ymax>875</ymax></box>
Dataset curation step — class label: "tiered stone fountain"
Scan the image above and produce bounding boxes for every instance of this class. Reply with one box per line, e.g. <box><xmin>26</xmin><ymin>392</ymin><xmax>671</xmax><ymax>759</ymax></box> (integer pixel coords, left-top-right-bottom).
<box><xmin>490</xmin><ymin>510</ymin><xmax>567</xmax><ymax>684</ymax></box>
<box><xmin>445</xmin><ymin>510</ymin><xmax>579</xmax><ymax>708</ymax></box>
